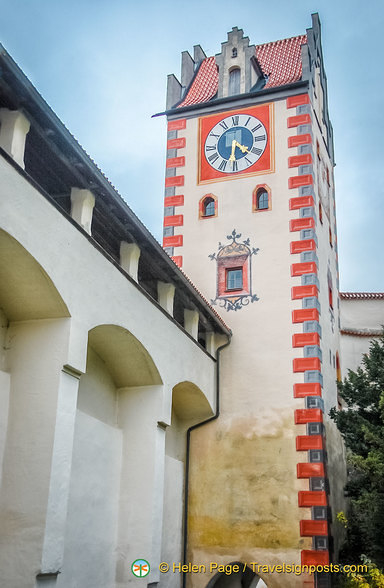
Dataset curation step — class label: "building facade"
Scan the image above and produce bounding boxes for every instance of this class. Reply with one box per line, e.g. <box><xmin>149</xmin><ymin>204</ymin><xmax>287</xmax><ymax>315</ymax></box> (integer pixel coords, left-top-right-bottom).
<box><xmin>159</xmin><ymin>13</ymin><xmax>346</xmax><ymax>588</ymax></box>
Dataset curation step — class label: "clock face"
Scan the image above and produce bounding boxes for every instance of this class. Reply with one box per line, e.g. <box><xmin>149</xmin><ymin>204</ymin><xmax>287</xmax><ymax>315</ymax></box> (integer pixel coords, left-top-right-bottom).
<box><xmin>198</xmin><ymin>103</ymin><xmax>273</xmax><ymax>184</ymax></box>
<box><xmin>204</xmin><ymin>114</ymin><xmax>268</xmax><ymax>174</ymax></box>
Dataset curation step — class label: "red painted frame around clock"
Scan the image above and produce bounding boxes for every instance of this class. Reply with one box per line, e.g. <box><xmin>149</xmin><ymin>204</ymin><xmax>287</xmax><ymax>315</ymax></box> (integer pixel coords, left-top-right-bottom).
<box><xmin>198</xmin><ymin>103</ymin><xmax>274</xmax><ymax>184</ymax></box>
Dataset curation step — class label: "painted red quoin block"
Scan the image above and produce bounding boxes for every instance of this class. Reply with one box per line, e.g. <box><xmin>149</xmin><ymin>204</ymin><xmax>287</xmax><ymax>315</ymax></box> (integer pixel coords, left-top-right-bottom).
<box><xmin>164</xmin><ymin>194</ymin><xmax>184</xmax><ymax>207</ymax></box>
<box><xmin>292</xmin><ymin>308</ymin><xmax>319</xmax><ymax>323</ymax></box>
<box><xmin>165</xmin><ymin>175</ymin><xmax>184</xmax><ymax>188</ymax></box>
<box><xmin>296</xmin><ymin>435</ymin><xmax>324</xmax><ymax>451</ymax></box>
<box><xmin>166</xmin><ymin>156</ymin><xmax>185</xmax><ymax>168</ymax></box>
<box><xmin>293</xmin><ymin>357</ymin><xmax>321</xmax><ymax>372</ymax></box>
<box><xmin>167</xmin><ymin>137</ymin><xmax>186</xmax><ymax>149</ymax></box>
<box><xmin>167</xmin><ymin>119</ymin><xmax>186</xmax><ymax>131</ymax></box>
<box><xmin>291</xmin><ymin>262</ymin><xmax>317</xmax><ymax>276</ymax></box>
<box><xmin>300</xmin><ymin>520</ymin><xmax>328</xmax><ymax>536</ymax></box>
<box><xmin>163</xmin><ymin>235</ymin><xmax>183</xmax><ymax>248</ymax></box>
<box><xmin>290</xmin><ymin>240</ymin><xmax>316</xmax><ymax>254</ymax></box>
<box><xmin>287</xmin><ymin>114</ymin><xmax>311</xmax><ymax>128</ymax></box>
<box><xmin>295</xmin><ymin>408</ymin><xmax>323</xmax><ymax>424</ymax></box>
<box><xmin>298</xmin><ymin>491</ymin><xmax>327</xmax><ymax>507</ymax></box>
<box><xmin>288</xmin><ymin>134</ymin><xmax>312</xmax><ymax>148</ymax></box>
<box><xmin>301</xmin><ymin>550</ymin><xmax>329</xmax><ymax>566</ymax></box>
<box><xmin>286</xmin><ymin>94</ymin><xmax>310</xmax><ymax>109</ymax></box>
<box><xmin>163</xmin><ymin>214</ymin><xmax>183</xmax><ymax>227</ymax></box>
<box><xmin>289</xmin><ymin>217</ymin><xmax>315</xmax><ymax>232</ymax></box>
<box><xmin>293</xmin><ymin>383</ymin><xmax>322</xmax><ymax>397</ymax></box>
<box><xmin>288</xmin><ymin>175</ymin><xmax>314</xmax><ymax>189</ymax></box>
<box><xmin>292</xmin><ymin>332</ymin><xmax>320</xmax><ymax>347</ymax></box>
<box><xmin>289</xmin><ymin>195</ymin><xmax>315</xmax><ymax>210</ymax></box>
<box><xmin>171</xmin><ymin>255</ymin><xmax>183</xmax><ymax>267</ymax></box>
<box><xmin>288</xmin><ymin>154</ymin><xmax>313</xmax><ymax>168</ymax></box>
<box><xmin>291</xmin><ymin>285</ymin><xmax>318</xmax><ymax>300</ymax></box>
<box><xmin>297</xmin><ymin>462</ymin><xmax>325</xmax><ymax>478</ymax></box>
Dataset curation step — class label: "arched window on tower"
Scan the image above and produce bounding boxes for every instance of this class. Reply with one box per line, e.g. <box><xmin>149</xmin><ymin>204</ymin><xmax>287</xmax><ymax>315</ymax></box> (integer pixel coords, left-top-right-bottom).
<box><xmin>199</xmin><ymin>194</ymin><xmax>218</xmax><ymax>219</ymax></box>
<box><xmin>228</xmin><ymin>68</ymin><xmax>240</xmax><ymax>96</ymax></box>
<box><xmin>252</xmin><ymin>185</ymin><xmax>271</xmax><ymax>212</ymax></box>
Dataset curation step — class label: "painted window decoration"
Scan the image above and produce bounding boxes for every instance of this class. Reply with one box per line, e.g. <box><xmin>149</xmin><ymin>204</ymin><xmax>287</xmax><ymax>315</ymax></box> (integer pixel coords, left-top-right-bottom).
<box><xmin>199</xmin><ymin>193</ymin><xmax>217</xmax><ymax>219</ymax></box>
<box><xmin>253</xmin><ymin>184</ymin><xmax>271</xmax><ymax>212</ymax></box>
<box><xmin>208</xmin><ymin>229</ymin><xmax>259</xmax><ymax>311</ymax></box>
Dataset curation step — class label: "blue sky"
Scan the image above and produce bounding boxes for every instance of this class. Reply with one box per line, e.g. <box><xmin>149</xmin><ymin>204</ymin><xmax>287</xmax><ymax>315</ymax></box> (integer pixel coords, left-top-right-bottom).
<box><xmin>0</xmin><ymin>0</ymin><xmax>383</xmax><ymax>291</ymax></box>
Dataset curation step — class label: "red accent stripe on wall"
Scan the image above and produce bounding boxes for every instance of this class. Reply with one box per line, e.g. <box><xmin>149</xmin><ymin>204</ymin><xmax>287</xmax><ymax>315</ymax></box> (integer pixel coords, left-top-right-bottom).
<box><xmin>300</xmin><ymin>520</ymin><xmax>328</xmax><ymax>536</ymax></box>
<box><xmin>167</xmin><ymin>137</ymin><xmax>186</xmax><ymax>149</ymax></box>
<box><xmin>164</xmin><ymin>194</ymin><xmax>184</xmax><ymax>207</ymax></box>
<box><xmin>286</xmin><ymin>94</ymin><xmax>310</xmax><ymax>108</ymax></box>
<box><xmin>298</xmin><ymin>491</ymin><xmax>327</xmax><ymax>507</ymax></box>
<box><xmin>301</xmin><ymin>550</ymin><xmax>329</xmax><ymax>566</ymax></box>
<box><xmin>288</xmin><ymin>154</ymin><xmax>313</xmax><ymax>168</ymax></box>
<box><xmin>296</xmin><ymin>435</ymin><xmax>324</xmax><ymax>451</ymax></box>
<box><xmin>293</xmin><ymin>383</ymin><xmax>322</xmax><ymax>397</ymax></box>
<box><xmin>166</xmin><ymin>156</ymin><xmax>185</xmax><ymax>168</ymax></box>
<box><xmin>163</xmin><ymin>235</ymin><xmax>183</xmax><ymax>247</ymax></box>
<box><xmin>290</xmin><ymin>240</ymin><xmax>316</xmax><ymax>254</ymax></box>
<box><xmin>288</xmin><ymin>175</ymin><xmax>313</xmax><ymax>189</ymax></box>
<box><xmin>287</xmin><ymin>114</ymin><xmax>311</xmax><ymax>128</ymax></box>
<box><xmin>294</xmin><ymin>408</ymin><xmax>323</xmax><ymax>424</ymax></box>
<box><xmin>164</xmin><ymin>214</ymin><xmax>183</xmax><ymax>227</ymax></box>
<box><xmin>291</xmin><ymin>285</ymin><xmax>318</xmax><ymax>300</ymax></box>
<box><xmin>291</xmin><ymin>262</ymin><xmax>317</xmax><ymax>276</ymax></box>
<box><xmin>171</xmin><ymin>255</ymin><xmax>183</xmax><ymax>267</ymax></box>
<box><xmin>288</xmin><ymin>134</ymin><xmax>312</xmax><ymax>148</ymax></box>
<box><xmin>297</xmin><ymin>462</ymin><xmax>325</xmax><ymax>478</ymax></box>
<box><xmin>168</xmin><ymin>119</ymin><xmax>186</xmax><ymax>131</ymax></box>
<box><xmin>289</xmin><ymin>217</ymin><xmax>315</xmax><ymax>232</ymax></box>
<box><xmin>165</xmin><ymin>175</ymin><xmax>184</xmax><ymax>187</ymax></box>
<box><xmin>289</xmin><ymin>196</ymin><xmax>315</xmax><ymax>210</ymax></box>
<box><xmin>293</xmin><ymin>357</ymin><xmax>321</xmax><ymax>372</ymax></box>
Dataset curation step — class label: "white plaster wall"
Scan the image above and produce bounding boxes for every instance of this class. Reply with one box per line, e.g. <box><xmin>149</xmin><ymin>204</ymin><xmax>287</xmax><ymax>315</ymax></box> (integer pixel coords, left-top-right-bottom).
<box><xmin>0</xmin><ymin>152</ymin><xmax>219</xmax><ymax>587</ymax></box>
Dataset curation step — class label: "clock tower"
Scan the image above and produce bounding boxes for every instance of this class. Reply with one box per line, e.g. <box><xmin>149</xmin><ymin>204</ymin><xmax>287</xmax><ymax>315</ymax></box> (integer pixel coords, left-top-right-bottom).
<box><xmin>159</xmin><ymin>14</ymin><xmax>345</xmax><ymax>588</ymax></box>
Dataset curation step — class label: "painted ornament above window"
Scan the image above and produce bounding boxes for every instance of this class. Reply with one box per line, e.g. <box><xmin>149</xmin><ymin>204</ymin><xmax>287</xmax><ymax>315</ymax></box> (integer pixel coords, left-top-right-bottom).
<box><xmin>208</xmin><ymin>229</ymin><xmax>259</xmax><ymax>311</ymax></box>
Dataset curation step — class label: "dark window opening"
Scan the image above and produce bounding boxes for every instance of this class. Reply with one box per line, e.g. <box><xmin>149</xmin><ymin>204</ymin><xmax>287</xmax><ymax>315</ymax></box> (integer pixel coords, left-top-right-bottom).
<box><xmin>226</xmin><ymin>268</ymin><xmax>243</xmax><ymax>291</ymax></box>
<box><xmin>203</xmin><ymin>197</ymin><xmax>215</xmax><ymax>217</ymax></box>
<box><xmin>228</xmin><ymin>68</ymin><xmax>240</xmax><ymax>96</ymax></box>
<box><xmin>232</xmin><ymin>48</ymin><xmax>238</xmax><ymax>58</ymax></box>
<box><xmin>257</xmin><ymin>188</ymin><xmax>269</xmax><ymax>210</ymax></box>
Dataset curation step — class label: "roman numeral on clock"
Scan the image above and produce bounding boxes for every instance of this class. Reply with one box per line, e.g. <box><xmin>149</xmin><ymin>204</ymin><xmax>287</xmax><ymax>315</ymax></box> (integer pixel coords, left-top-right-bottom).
<box><xmin>209</xmin><ymin>132</ymin><xmax>220</xmax><ymax>139</ymax></box>
<box><xmin>251</xmin><ymin>124</ymin><xmax>262</xmax><ymax>132</ymax></box>
<box><xmin>254</xmin><ymin>134</ymin><xmax>266</xmax><ymax>142</ymax></box>
<box><xmin>251</xmin><ymin>147</ymin><xmax>262</xmax><ymax>155</ymax></box>
<box><xmin>218</xmin><ymin>160</ymin><xmax>227</xmax><ymax>171</ymax></box>
<box><xmin>244</xmin><ymin>117</ymin><xmax>251</xmax><ymax>126</ymax></box>
<box><xmin>232</xmin><ymin>160</ymin><xmax>238</xmax><ymax>172</ymax></box>
<box><xmin>208</xmin><ymin>153</ymin><xmax>219</xmax><ymax>163</ymax></box>
<box><xmin>231</xmin><ymin>116</ymin><xmax>239</xmax><ymax>126</ymax></box>
<box><xmin>244</xmin><ymin>157</ymin><xmax>252</xmax><ymax>166</ymax></box>
<box><xmin>219</xmin><ymin>121</ymin><xmax>228</xmax><ymax>130</ymax></box>
<box><xmin>205</xmin><ymin>145</ymin><xmax>217</xmax><ymax>151</ymax></box>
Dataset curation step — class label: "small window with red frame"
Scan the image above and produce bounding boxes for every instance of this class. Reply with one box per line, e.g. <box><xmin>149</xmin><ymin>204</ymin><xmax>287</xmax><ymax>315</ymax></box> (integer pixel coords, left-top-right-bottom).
<box><xmin>226</xmin><ymin>268</ymin><xmax>243</xmax><ymax>291</ymax></box>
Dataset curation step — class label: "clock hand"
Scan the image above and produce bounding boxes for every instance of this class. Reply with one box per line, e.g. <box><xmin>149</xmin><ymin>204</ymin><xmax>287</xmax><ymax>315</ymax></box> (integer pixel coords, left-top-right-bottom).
<box><xmin>229</xmin><ymin>139</ymin><xmax>236</xmax><ymax>162</ymax></box>
<box><xmin>235</xmin><ymin>141</ymin><xmax>249</xmax><ymax>154</ymax></box>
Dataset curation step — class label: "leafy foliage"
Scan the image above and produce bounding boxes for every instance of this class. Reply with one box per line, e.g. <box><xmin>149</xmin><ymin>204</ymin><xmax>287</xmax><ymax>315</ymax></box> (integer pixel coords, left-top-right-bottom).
<box><xmin>330</xmin><ymin>334</ymin><xmax>384</xmax><ymax>567</ymax></box>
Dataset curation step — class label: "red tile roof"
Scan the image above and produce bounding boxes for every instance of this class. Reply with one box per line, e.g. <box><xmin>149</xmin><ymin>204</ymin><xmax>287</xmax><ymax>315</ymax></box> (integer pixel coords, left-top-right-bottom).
<box><xmin>340</xmin><ymin>292</ymin><xmax>384</xmax><ymax>300</ymax></box>
<box><xmin>340</xmin><ymin>329</ymin><xmax>383</xmax><ymax>337</ymax></box>
<box><xmin>256</xmin><ymin>35</ymin><xmax>307</xmax><ymax>89</ymax></box>
<box><xmin>177</xmin><ymin>57</ymin><xmax>218</xmax><ymax>108</ymax></box>
<box><xmin>176</xmin><ymin>34</ymin><xmax>307</xmax><ymax>108</ymax></box>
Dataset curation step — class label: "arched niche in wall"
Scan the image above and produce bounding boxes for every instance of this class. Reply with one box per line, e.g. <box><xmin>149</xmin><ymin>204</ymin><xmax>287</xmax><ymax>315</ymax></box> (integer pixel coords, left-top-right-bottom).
<box><xmin>0</xmin><ymin>228</ymin><xmax>70</xmax><ymax>321</ymax></box>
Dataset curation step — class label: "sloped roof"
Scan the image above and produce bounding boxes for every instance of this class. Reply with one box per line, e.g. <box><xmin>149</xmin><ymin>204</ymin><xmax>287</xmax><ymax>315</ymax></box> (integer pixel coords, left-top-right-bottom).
<box><xmin>177</xmin><ymin>34</ymin><xmax>306</xmax><ymax>109</ymax></box>
<box><xmin>256</xmin><ymin>34</ymin><xmax>307</xmax><ymax>89</ymax></box>
<box><xmin>177</xmin><ymin>56</ymin><xmax>219</xmax><ymax>108</ymax></box>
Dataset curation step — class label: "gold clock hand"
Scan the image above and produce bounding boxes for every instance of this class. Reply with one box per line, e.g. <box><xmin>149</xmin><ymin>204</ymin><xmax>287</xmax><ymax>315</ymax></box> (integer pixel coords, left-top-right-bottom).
<box><xmin>229</xmin><ymin>139</ymin><xmax>236</xmax><ymax>162</ymax></box>
<box><xmin>235</xmin><ymin>141</ymin><xmax>249</xmax><ymax>154</ymax></box>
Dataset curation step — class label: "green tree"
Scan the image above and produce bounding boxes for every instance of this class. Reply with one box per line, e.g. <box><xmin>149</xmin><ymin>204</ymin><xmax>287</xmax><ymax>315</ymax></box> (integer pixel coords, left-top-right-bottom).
<box><xmin>330</xmin><ymin>333</ymin><xmax>384</xmax><ymax>567</ymax></box>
